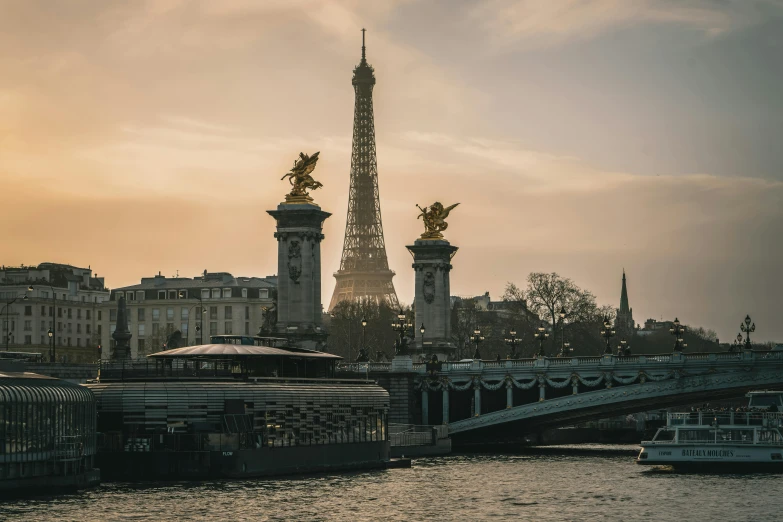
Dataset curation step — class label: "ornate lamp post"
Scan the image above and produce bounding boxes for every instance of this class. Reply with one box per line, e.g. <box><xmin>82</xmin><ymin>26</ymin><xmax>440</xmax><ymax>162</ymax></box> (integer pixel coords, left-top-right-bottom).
<box><xmin>670</xmin><ymin>317</ymin><xmax>686</xmax><ymax>352</ymax></box>
<box><xmin>740</xmin><ymin>314</ymin><xmax>755</xmax><ymax>351</ymax></box>
<box><xmin>47</xmin><ymin>328</ymin><xmax>53</xmax><ymax>361</ymax></box>
<box><xmin>470</xmin><ymin>329</ymin><xmax>484</xmax><ymax>360</ymax></box>
<box><xmin>392</xmin><ymin>310</ymin><xmax>412</xmax><ymax>356</ymax></box>
<box><xmin>534</xmin><ymin>325</ymin><xmax>549</xmax><ymax>357</ymax></box>
<box><xmin>600</xmin><ymin>316</ymin><xmax>615</xmax><ymax>355</ymax></box>
<box><xmin>558</xmin><ymin>306</ymin><xmax>566</xmax><ymax>355</ymax></box>
<box><xmin>504</xmin><ymin>330</ymin><xmax>519</xmax><ymax>358</ymax></box>
<box><xmin>564</xmin><ymin>341</ymin><xmax>572</xmax><ymax>356</ymax></box>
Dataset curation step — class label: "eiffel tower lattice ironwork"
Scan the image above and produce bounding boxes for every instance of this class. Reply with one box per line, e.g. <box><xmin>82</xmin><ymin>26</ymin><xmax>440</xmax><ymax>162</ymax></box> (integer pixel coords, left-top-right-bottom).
<box><xmin>329</xmin><ymin>29</ymin><xmax>400</xmax><ymax>311</ymax></box>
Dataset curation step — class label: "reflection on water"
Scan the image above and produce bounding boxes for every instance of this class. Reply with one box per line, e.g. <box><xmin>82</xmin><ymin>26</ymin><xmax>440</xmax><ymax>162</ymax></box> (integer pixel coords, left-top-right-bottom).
<box><xmin>1</xmin><ymin>445</ymin><xmax>779</xmax><ymax>522</ymax></box>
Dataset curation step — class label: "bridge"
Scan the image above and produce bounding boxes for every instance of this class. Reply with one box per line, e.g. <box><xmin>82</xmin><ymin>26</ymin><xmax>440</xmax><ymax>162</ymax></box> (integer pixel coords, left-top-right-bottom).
<box><xmin>338</xmin><ymin>351</ymin><xmax>783</xmax><ymax>443</ymax></box>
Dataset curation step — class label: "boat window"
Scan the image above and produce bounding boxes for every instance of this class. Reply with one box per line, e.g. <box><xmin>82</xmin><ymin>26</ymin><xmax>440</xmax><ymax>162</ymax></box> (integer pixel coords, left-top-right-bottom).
<box><xmin>653</xmin><ymin>429</ymin><xmax>675</xmax><ymax>441</ymax></box>
<box><xmin>678</xmin><ymin>429</ymin><xmax>715</xmax><ymax>442</ymax></box>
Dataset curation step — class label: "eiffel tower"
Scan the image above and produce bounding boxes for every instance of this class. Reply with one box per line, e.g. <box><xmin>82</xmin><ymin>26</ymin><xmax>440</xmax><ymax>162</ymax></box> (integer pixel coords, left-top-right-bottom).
<box><xmin>329</xmin><ymin>30</ymin><xmax>400</xmax><ymax>311</ymax></box>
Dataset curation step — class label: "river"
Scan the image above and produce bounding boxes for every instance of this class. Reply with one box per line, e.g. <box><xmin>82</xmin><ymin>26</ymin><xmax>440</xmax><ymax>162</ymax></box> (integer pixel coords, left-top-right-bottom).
<box><xmin>1</xmin><ymin>445</ymin><xmax>778</xmax><ymax>521</ymax></box>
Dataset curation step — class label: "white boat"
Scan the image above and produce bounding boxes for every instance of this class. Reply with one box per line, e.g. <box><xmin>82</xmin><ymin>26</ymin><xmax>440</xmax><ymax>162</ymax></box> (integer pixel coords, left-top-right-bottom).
<box><xmin>636</xmin><ymin>391</ymin><xmax>783</xmax><ymax>471</ymax></box>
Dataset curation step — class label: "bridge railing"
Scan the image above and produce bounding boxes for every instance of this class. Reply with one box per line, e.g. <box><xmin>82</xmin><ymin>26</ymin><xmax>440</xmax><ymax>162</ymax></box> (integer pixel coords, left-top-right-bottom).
<box><xmin>335</xmin><ymin>350</ymin><xmax>782</xmax><ymax>374</ymax></box>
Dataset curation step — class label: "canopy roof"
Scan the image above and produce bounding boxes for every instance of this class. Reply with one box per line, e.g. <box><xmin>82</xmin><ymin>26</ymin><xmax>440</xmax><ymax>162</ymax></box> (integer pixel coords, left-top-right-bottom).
<box><xmin>148</xmin><ymin>344</ymin><xmax>341</xmax><ymax>360</ymax></box>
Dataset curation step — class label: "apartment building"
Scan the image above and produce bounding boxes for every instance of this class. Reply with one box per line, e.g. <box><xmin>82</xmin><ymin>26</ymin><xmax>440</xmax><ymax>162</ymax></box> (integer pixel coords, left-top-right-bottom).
<box><xmin>99</xmin><ymin>271</ymin><xmax>277</xmax><ymax>359</ymax></box>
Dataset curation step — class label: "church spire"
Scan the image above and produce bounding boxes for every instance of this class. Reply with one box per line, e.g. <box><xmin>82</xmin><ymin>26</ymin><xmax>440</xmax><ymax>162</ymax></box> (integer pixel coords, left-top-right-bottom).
<box><xmin>619</xmin><ymin>269</ymin><xmax>630</xmax><ymax>315</ymax></box>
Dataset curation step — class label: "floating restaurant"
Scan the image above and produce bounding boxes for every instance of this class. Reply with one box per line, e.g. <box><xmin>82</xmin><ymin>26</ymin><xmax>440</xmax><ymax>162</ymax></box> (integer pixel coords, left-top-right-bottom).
<box><xmin>0</xmin><ymin>369</ymin><xmax>99</xmax><ymax>495</ymax></box>
<box><xmin>86</xmin><ymin>335</ymin><xmax>391</xmax><ymax>480</ymax></box>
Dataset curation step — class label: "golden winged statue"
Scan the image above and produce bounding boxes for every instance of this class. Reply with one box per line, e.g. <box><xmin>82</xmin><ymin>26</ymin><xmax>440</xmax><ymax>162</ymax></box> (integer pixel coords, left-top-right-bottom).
<box><xmin>281</xmin><ymin>151</ymin><xmax>323</xmax><ymax>203</ymax></box>
<box><xmin>416</xmin><ymin>201</ymin><xmax>460</xmax><ymax>240</ymax></box>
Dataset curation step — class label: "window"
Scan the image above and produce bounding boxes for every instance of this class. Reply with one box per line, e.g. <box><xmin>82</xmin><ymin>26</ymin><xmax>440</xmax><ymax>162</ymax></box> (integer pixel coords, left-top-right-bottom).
<box><xmin>210</xmin><ymin>306</ymin><xmax>218</xmax><ymax>320</ymax></box>
<box><xmin>245</xmin><ymin>306</ymin><xmax>249</xmax><ymax>320</ymax></box>
<box><xmin>110</xmin><ymin>324</ymin><xmax>116</xmax><ymax>334</ymax></box>
<box><xmin>67</xmin><ymin>308</ymin><xmax>72</xmax><ymax>319</ymax></box>
<box><xmin>67</xmin><ymin>337</ymin><xmax>71</xmax><ymax>346</ymax></box>
<box><xmin>158</xmin><ymin>291</ymin><xmax>165</xmax><ymax>300</ymax></box>
<box><xmin>223</xmin><ymin>288</ymin><xmax>231</xmax><ymax>298</ymax></box>
<box><xmin>24</xmin><ymin>306</ymin><xmax>32</xmax><ymax>316</ymax></box>
<box><xmin>86</xmin><ymin>324</ymin><xmax>91</xmax><ymax>334</ymax></box>
<box><xmin>138</xmin><ymin>339</ymin><xmax>146</xmax><ymax>353</ymax></box>
<box><xmin>138</xmin><ymin>324</ymin><xmax>145</xmax><ymax>336</ymax></box>
<box><xmin>24</xmin><ymin>335</ymin><xmax>31</xmax><ymax>345</ymax></box>
<box><xmin>168</xmin><ymin>290</ymin><xmax>177</xmax><ymax>300</ymax></box>
<box><xmin>210</xmin><ymin>322</ymin><xmax>217</xmax><ymax>335</ymax></box>
<box><xmin>260</xmin><ymin>289</ymin><xmax>269</xmax><ymax>299</ymax></box>
<box><xmin>241</xmin><ymin>288</ymin><xmax>248</xmax><ymax>298</ymax></box>
<box><xmin>225</xmin><ymin>322</ymin><xmax>233</xmax><ymax>334</ymax></box>
<box><xmin>152</xmin><ymin>323</ymin><xmax>160</xmax><ymax>335</ymax></box>
<box><xmin>138</xmin><ymin>308</ymin><xmax>145</xmax><ymax>321</ymax></box>
<box><xmin>23</xmin><ymin>320</ymin><xmax>32</xmax><ymax>331</ymax></box>
<box><xmin>110</xmin><ymin>309</ymin><xmax>117</xmax><ymax>322</ymax></box>
<box><xmin>42</xmin><ymin>291</ymin><xmax>49</xmax><ymax>299</ymax></box>
<box><xmin>181</xmin><ymin>307</ymin><xmax>189</xmax><ymax>320</ymax></box>
<box><xmin>40</xmin><ymin>321</ymin><xmax>45</xmax><ymax>331</ymax></box>
<box><xmin>97</xmin><ymin>324</ymin><xmax>102</xmax><ymax>335</ymax></box>
<box><xmin>86</xmin><ymin>310</ymin><xmax>91</xmax><ymax>320</ymax></box>
<box><xmin>181</xmin><ymin>323</ymin><xmax>189</xmax><ymax>336</ymax></box>
<box><xmin>76</xmin><ymin>324</ymin><xmax>81</xmax><ymax>333</ymax></box>
<box><xmin>137</xmin><ymin>292</ymin><xmax>145</xmax><ymax>302</ymax></box>
<box><xmin>166</xmin><ymin>308</ymin><xmax>174</xmax><ymax>320</ymax></box>
<box><xmin>225</xmin><ymin>306</ymin><xmax>233</xmax><ymax>320</ymax></box>
<box><xmin>77</xmin><ymin>309</ymin><xmax>82</xmax><ymax>319</ymax></box>
<box><xmin>98</xmin><ymin>310</ymin><xmax>102</xmax><ymax>321</ymax></box>
<box><xmin>126</xmin><ymin>291</ymin><xmax>134</xmax><ymax>301</ymax></box>
<box><xmin>166</xmin><ymin>322</ymin><xmax>174</xmax><ymax>333</ymax></box>
<box><xmin>58</xmin><ymin>322</ymin><xmax>62</xmax><ymax>332</ymax></box>
<box><xmin>201</xmin><ymin>289</ymin><xmax>210</xmax><ymax>299</ymax></box>
<box><xmin>49</xmin><ymin>306</ymin><xmax>53</xmax><ymax>317</ymax></box>
<box><xmin>77</xmin><ymin>337</ymin><xmax>81</xmax><ymax>347</ymax></box>
<box><xmin>212</xmin><ymin>289</ymin><xmax>220</xmax><ymax>299</ymax></box>
<box><xmin>82</xmin><ymin>296</ymin><xmax>86</xmax><ymax>302</ymax></box>
<box><xmin>152</xmin><ymin>308</ymin><xmax>160</xmax><ymax>321</ymax></box>
<box><xmin>67</xmin><ymin>323</ymin><xmax>72</xmax><ymax>333</ymax></box>
<box><xmin>58</xmin><ymin>307</ymin><xmax>62</xmax><ymax>318</ymax></box>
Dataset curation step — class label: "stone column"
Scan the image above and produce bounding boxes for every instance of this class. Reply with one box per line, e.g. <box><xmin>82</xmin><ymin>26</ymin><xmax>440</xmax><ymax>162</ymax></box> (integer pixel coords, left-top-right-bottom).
<box><xmin>442</xmin><ymin>387</ymin><xmax>450</xmax><ymax>424</ymax></box>
<box><xmin>506</xmin><ymin>380</ymin><xmax>513</xmax><ymax>409</ymax></box>
<box><xmin>421</xmin><ymin>387</ymin><xmax>429</xmax><ymax>425</ymax></box>
<box><xmin>473</xmin><ymin>380</ymin><xmax>482</xmax><ymax>416</ymax></box>
<box><xmin>406</xmin><ymin>239</ymin><xmax>459</xmax><ymax>360</ymax></box>
<box><xmin>267</xmin><ymin>202</ymin><xmax>331</xmax><ymax>348</ymax></box>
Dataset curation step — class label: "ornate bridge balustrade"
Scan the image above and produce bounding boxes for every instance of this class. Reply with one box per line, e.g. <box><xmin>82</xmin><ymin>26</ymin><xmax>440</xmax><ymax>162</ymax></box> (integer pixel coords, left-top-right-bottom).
<box><xmin>337</xmin><ymin>351</ymin><xmax>783</xmax><ymax>439</ymax></box>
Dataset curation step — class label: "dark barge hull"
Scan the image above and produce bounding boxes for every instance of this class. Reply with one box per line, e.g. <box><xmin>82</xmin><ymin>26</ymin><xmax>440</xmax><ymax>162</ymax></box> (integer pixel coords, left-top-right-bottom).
<box><xmin>97</xmin><ymin>441</ymin><xmax>390</xmax><ymax>480</ymax></box>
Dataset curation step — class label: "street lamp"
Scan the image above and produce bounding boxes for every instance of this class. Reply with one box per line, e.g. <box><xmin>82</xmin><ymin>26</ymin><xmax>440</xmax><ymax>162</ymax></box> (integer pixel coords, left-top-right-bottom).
<box><xmin>47</xmin><ymin>328</ymin><xmax>53</xmax><ymax>361</ymax></box>
<box><xmin>359</xmin><ymin>316</ymin><xmax>368</xmax><ymax>362</ymax></box>
<box><xmin>391</xmin><ymin>310</ymin><xmax>412</xmax><ymax>356</ymax></box>
<box><xmin>179</xmin><ymin>291</ymin><xmax>207</xmax><ymax>345</ymax></box>
<box><xmin>600</xmin><ymin>315</ymin><xmax>615</xmax><ymax>355</ymax></box>
<box><xmin>534</xmin><ymin>325</ymin><xmax>549</xmax><ymax>357</ymax></box>
<box><xmin>2</xmin><ymin>292</ymin><xmax>30</xmax><ymax>352</ymax></box>
<box><xmin>558</xmin><ymin>306</ymin><xmax>566</xmax><ymax>355</ymax></box>
<box><xmin>670</xmin><ymin>317</ymin><xmax>686</xmax><ymax>352</ymax></box>
<box><xmin>505</xmin><ymin>330</ymin><xmax>519</xmax><ymax>358</ymax></box>
<box><xmin>28</xmin><ymin>284</ymin><xmax>57</xmax><ymax>359</ymax></box>
<box><xmin>470</xmin><ymin>328</ymin><xmax>484</xmax><ymax>360</ymax></box>
<box><xmin>618</xmin><ymin>338</ymin><xmax>628</xmax><ymax>356</ymax></box>
<box><xmin>564</xmin><ymin>341</ymin><xmax>572</xmax><ymax>356</ymax></box>
<box><xmin>740</xmin><ymin>314</ymin><xmax>755</xmax><ymax>351</ymax></box>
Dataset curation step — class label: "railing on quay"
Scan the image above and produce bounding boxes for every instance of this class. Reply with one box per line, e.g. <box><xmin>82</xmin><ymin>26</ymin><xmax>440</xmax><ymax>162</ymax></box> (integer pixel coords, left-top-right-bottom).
<box><xmin>388</xmin><ymin>424</ymin><xmax>448</xmax><ymax>447</ymax></box>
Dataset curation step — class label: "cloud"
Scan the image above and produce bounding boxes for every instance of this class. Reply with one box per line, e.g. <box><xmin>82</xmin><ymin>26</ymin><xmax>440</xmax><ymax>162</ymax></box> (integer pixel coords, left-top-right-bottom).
<box><xmin>470</xmin><ymin>0</ymin><xmax>779</xmax><ymax>49</ymax></box>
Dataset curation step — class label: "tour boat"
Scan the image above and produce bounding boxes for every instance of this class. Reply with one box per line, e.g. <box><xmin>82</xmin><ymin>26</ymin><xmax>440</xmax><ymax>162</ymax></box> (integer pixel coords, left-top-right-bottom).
<box><xmin>636</xmin><ymin>391</ymin><xmax>783</xmax><ymax>471</ymax></box>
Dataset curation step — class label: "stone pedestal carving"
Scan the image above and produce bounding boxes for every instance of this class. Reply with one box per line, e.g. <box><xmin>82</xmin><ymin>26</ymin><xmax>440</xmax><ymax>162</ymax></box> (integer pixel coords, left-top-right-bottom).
<box><xmin>407</xmin><ymin>239</ymin><xmax>458</xmax><ymax>359</ymax></box>
<box><xmin>267</xmin><ymin>202</ymin><xmax>331</xmax><ymax>349</ymax></box>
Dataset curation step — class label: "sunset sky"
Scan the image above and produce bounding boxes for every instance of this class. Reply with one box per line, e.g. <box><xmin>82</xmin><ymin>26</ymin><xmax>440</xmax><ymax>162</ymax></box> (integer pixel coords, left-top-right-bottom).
<box><xmin>1</xmin><ymin>0</ymin><xmax>781</xmax><ymax>343</ymax></box>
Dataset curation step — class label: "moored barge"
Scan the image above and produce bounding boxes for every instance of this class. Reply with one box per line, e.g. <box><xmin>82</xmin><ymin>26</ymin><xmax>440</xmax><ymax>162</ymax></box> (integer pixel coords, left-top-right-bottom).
<box><xmin>86</xmin><ymin>336</ymin><xmax>390</xmax><ymax>480</ymax></box>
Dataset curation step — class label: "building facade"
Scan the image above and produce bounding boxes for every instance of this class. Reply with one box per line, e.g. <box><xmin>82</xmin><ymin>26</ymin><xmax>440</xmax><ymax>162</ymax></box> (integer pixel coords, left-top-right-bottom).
<box><xmin>99</xmin><ymin>271</ymin><xmax>276</xmax><ymax>359</ymax></box>
<box><xmin>0</xmin><ymin>263</ymin><xmax>108</xmax><ymax>363</ymax></box>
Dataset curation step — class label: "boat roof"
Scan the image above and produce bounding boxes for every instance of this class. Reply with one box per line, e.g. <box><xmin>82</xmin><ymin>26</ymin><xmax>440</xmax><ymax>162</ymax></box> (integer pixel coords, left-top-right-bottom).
<box><xmin>148</xmin><ymin>344</ymin><xmax>341</xmax><ymax>360</ymax></box>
